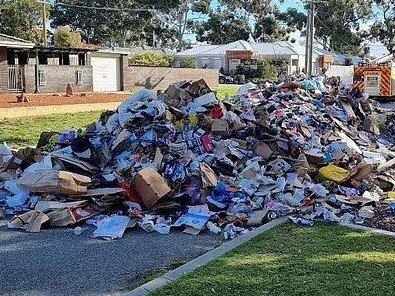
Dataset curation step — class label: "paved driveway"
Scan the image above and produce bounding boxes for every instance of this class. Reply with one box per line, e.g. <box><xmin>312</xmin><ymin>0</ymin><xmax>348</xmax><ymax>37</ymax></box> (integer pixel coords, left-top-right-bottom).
<box><xmin>0</xmin><ymin>220</ymin><xmax>222</xmax><ymax>296</ymax></box>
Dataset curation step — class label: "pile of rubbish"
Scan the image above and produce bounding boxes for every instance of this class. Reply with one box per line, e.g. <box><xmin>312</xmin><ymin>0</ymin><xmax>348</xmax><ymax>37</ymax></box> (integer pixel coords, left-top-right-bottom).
<box><xmin>1</xmin><ymin>78</ymin><xmax>395</xmax><ymax>240</ymax></box>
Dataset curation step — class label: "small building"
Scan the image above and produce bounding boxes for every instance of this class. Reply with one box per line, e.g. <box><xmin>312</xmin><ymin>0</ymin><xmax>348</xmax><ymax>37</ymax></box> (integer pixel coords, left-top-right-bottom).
<box><xmin>90</xmin><ymin>48</ymin><xmax>127</xmax><ymax>92</ymax></box>
<box><xmin>175</xmin><ymin>40</ymin><xmax>306</xmax><ymax>75</ymax></box>
<box><xmin>0</xmin><ymin>33</ymin><xmax>128</xmax><ymax>93</ymax></box>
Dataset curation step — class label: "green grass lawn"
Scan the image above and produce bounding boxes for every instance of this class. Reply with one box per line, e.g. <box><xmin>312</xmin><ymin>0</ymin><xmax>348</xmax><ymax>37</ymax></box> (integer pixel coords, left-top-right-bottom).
<box><xmin>151</xmin><ymin>223</ymin><xmax>395</xmax><ymax>296</ymax></box>
<box><xmin>214</xmin><ymin>84</ymin><xmax>239</xmax><ymax>100</ymax></box>
<box><xmin>0</xmin><ymin>111</ymin><xmax>102</xmax><ymax>148</ymax></box>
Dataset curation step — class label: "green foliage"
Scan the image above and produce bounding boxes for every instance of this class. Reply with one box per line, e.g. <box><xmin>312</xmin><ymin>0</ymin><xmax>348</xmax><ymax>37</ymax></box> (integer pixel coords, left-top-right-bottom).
<box><xmin>235</xmin><ymin>59</ymin><xmax>288</xmax><ymax>82</ymax></box>
<box><xmin>179</xmin><ymin>57</ymin><xmax>197</xmax><ymax>68</ymax></box>
<box><xmin>0</xmin><ymin>0</ymin><xmax>49</xmax><ymax>44</ymax></box>
<box><xmin>313</xmin><ymin>0</ymin><xmax>373</xmax><ymax>53</ymax></box>
<box><xmin>54</xmin><ymin>26</ymin><xmax>81</xmax><ymax>48</ymax></box>
<box><xmin>194</xmin><ymin>11</ymin><xmax>250</xmax><ymax>44</ymax></box>
<box><xmin>51</xmin><ymin>0</ymin><xmax>180</xmax><ymax>46</ymax></box>
<box><xmin>370</xmin><ymin>1</ymin><xmax>395</xmax><ymax>53</ymax></box>
<box><xmin>130</xmin><ymin>53</ymin><xmax>174</xmax><ymax>67</ymax></box>
<box><xmin>214</xmin><ymin>85</ymin><xmax>239</xmax><ymax>100</ymax></box>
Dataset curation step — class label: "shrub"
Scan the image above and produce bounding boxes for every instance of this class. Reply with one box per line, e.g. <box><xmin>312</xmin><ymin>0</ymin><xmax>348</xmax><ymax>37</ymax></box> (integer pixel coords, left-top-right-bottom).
<box><xmin>130</xmin><ymin>53</ymin><xmax>174</xmax><ymax>67</ymax></box>
<box><xmin>54</xmin><ymin>26</ymin><xmax>81</xmax><ymax>48</ymax></box>
<box><xmin>179</xmin><ymin>57</ymin><xmax>197</xmax><ymax>68</ymax></box>
<box><xmin>235</xmin><ymin>59</ymin><xmax>289</xmax><ymax>82</ymax></box>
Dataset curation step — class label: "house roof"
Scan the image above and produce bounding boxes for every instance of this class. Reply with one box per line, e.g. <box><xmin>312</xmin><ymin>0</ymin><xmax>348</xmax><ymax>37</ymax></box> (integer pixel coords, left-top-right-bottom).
<box><xmin>0</xmin><ymin>33</ymin><xmax>35</xmax><ymax>49</ymax></box>
<box><xmin>32</xmin><ymin>46</ymin><xmax>97</xmax><ymax>54</ymax></box>
<box><xmin>176</xmin><ymin>40</ymin><xmax>363</xmax><ymax>65</ymax></box>
<box><xmin>372</xmin><ymin>53</ymin><xmax>394</xmax><ymax>64</ymax></box>
<box><xmin>177</xmin><ymin>40</ymin><xmax>298</xmax><ymax>57</ymax></box>
<box><xmin>251</xmin><ymin>41</ymin><xmax>298</xmax><ymax>56</ymax></box>
<box><xmin>175</xmin><ymin>45</ymin><xmax>218</xmax><ymax>56</ymax></box>
<box><xmin>176</xmin><ymin>40</ymin><xmax>256</xmax><ymax>57</ymax></box>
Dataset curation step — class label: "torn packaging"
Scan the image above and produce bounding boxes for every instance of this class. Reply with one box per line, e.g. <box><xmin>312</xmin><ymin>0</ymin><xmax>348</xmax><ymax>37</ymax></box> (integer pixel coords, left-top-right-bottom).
<box><xmin>17</xmin><ymin>170</ymin><xmax>91</xmax><ymax>195</ymax></box>
<box><xmin>200</xmin><ymin>163</ymin><xmax>218</xmax><ymax>188</ymax></box>
<box><xmin>46</xmin><ymin>204</ymin><xmax>101</xmax><ymax>227</ymax></box>
<box><xmin>93</xmin><ymin>215</ymin><xmax>130</xmax><ymax>240</ymax></box>
<box><xmin>50</xmin><ymin>152</ymin><xmax>99</xmax><ymax>173</ymax></box>
<box><xmin>319</xmin><ymin>164</ymin><xmax>350</xmax><ymax>183</ymax></box>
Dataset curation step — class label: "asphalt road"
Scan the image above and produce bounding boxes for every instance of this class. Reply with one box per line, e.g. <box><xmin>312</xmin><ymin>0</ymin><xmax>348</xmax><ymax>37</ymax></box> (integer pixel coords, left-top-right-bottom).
<box><xmin>0</xmin><ymin>219</ymin><xmax>223</xmax><ymax>296</ymax></box>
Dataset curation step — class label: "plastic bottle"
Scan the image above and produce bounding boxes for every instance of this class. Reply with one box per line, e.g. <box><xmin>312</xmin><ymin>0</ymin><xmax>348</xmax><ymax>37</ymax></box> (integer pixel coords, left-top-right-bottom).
<box><xmin>223</xmin><ymin>224</ymin><xmax>237</xmax><ymax>240</ymax></box>
<box><xmin>139</xmin><ymin>219</ymin><xmax>154</xmax><ymax>232</ymax></box>
<box><xmin>73</xmin><ymin>227</ymin><xmax>82</xmax><ymax>236</ymax></box>
<box><xmin>206</xmin><ymin>221</ymin><xmax>221</xmax><ymax>235</ymax></box>
<box><xmin>154</xmin><ymin>223</ymin><xmax>171</xmax><ymax>235</ymax></box>
<box><xmin>262</xmin><ymin>211</ymin><xmax>278</xmax><ymax>224</ymax></box>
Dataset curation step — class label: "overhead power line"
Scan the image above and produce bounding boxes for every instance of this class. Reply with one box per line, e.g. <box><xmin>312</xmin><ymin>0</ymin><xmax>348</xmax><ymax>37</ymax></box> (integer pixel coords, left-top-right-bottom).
<box><xmin>37</xmin><ymin>1</ymin><xmax>157</xmax><ymax>12</ymax></box>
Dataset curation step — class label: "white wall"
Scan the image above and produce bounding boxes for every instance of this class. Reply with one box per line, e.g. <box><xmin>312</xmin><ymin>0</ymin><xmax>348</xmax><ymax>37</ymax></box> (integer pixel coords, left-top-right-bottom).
<box><xmin>325</xmin><ymin>65</ymin><xmax>354</xmax><ymax>86</ymax></box>
<box><xmin>195</xmin><ymin>56</ymin><xmax>224</xmax><ymax>69</ymax></box>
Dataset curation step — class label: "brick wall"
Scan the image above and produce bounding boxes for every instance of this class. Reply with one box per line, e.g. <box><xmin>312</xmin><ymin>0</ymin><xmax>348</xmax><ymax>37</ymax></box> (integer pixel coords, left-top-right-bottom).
<box><xmin>24</xmin><ymin>65</ymin><xmax>93</xmax><ymax>93</ymax></box>
<box><xmin>123</xmin><ymin>66</ymin><xmax>219</xmax><ymax>91</ymax></box>
<box><xmin>0</xmin><ymin>47</ymin><xmax>8</xmax><ymax>93</ymax></box>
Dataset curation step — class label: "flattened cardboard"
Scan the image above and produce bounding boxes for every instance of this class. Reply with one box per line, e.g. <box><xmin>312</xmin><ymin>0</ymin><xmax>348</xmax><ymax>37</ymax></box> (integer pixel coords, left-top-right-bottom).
<box><xmin>183</xmin><ymin>227</ymin><xmax>201</xmax><ymax>235</ymax></box>
<box><xmin>18</xmin><ymin>170</ymin><xmax>91</xmax><ymax>195</ymax></box>
<box><xmin>246</xmin><ymin>210</ymin><xmax>268</xmax><ymax>226</ymax></box>
<box><xmin>211</xmin><ymin>120</ymin><xmax>230</xmax><ymax>136</ymax></box>
<box><xmin>35</xmin><ymin>200</ymin><xmax>86</xmax><ymax>212</ymax></box>
<box><xmin>8</xmin><ymin>210</ymin><xmax>49</xmax><ymax>233</ymax></box>
<box><xmin>253</xmin><ymin>142</ymin><xmax>273</xmax><ymax>160</ymax></box>
<box><xmin>132</xmin><ymin>168</ymin><xmax>171</xmax><ymax>209</ymax></box>
<box><xmin>69</xmin><ymin>188</ymin><xmax>125</xmax><ymax>198</ymax></box>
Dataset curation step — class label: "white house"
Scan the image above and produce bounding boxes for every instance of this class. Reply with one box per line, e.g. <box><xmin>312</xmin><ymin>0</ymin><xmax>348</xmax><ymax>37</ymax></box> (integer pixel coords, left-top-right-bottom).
<box><xmin>175</xmin><ymin>40</ymin><xmax>339</xmax><ymax>75</ymax></box>
<box><xmin>372</xmin><ymin>53</ymin><xmax>395</xmax><ymax>65</ymax></box>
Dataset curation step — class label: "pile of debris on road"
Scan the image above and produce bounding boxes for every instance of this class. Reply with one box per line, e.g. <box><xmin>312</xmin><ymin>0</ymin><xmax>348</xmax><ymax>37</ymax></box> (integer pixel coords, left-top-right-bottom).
<box><xmin>1</xmin><ymin>78</ymin><xmax>395</xmax><ymax>240</ymax></box>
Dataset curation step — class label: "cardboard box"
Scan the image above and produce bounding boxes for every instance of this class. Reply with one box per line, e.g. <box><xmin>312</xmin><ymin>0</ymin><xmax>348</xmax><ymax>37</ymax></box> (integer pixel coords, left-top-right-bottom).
<box><xmin>211</xmin><ymin>120</ymin><xmax>230</xmax><ymax>136</ymax></box>
<box><xmin>132</xmin><ymin>168</ymin><xmax>171</xmax><ymax>208</ymax></box>
<box><xmin>18</xmin><ymin>169</ymin><xmax>91</xmax><ymax>195</ymax></box>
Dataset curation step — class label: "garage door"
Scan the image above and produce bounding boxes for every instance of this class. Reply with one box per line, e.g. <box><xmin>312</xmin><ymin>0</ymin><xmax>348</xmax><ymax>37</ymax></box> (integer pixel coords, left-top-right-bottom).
<box><xmin>91</xmin><ymin>56</ymin><xmax>120</xmax><ymax>92</ymax></box>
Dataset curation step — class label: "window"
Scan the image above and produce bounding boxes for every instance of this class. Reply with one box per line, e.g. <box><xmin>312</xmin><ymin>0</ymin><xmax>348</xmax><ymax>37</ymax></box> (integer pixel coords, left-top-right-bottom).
<box><xmin>292</xmin><ymin>59</ymin><xmax>299</xmax><ymax>66</ymax></box>
<box><xmin>38</xmin><ymin>69</ymin><xmax>46</xmax><ymax>86</ymax></box>
<box><xmin>76</xmin><ymin>70</ymin><xmax>83</xmax><ymax>85</ymax></box>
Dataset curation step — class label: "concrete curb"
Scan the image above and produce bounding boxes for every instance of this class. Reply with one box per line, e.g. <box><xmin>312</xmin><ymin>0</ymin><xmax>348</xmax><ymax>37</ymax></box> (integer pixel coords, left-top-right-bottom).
<box><xmin>123</xmin><ymin>217</ymin><xmax>289</xmax><ymax>296</ymax></box>
<box><xmin>339</xmin><ymin>222</ymin><xmax>395</xmax><ymax>237</ymax></box>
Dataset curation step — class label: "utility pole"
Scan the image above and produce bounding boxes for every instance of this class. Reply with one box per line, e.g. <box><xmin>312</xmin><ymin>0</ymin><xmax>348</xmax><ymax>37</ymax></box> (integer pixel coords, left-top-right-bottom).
<box><xmin>308</xmin><ymin>1</ymin><xmax>315</xmax><ymax>77</ymax></box>
<box><xmin>305</xmin><ymin>0</ymin><xmax>316</xmax><ymax>78</ymax></box>
<box><xmin>304</xmin><ymin>5</ymin><xmax>311</xmax><ymax>76</ymax></box>
<box><xmin>37</xmin><ymin>0</ymin><xmax>47</xmax><ymax>46</ymax></box>
<box><xmin>42</xmin><ymin>2</ymin><xmax>47</xmax><ymax>46</ymax></box>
